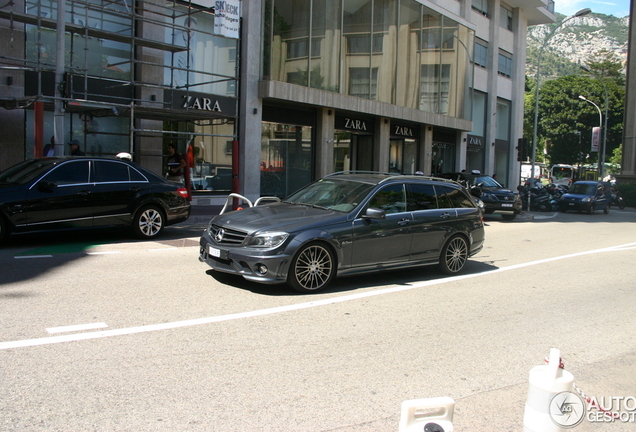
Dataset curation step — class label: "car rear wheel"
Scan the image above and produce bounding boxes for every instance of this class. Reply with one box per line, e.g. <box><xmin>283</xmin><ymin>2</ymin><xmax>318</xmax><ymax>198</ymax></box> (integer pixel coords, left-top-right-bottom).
<box><xmin>438</xmin><ymin>235</ymin><xmax>468</xmax><ymax>275</ymax></box>
<box><xmin>287</xmin><ymin>242</ymin><xmax>335</xmax><ymax>293</ymax></box>
<box><xmin>604</xmin><ymin>205</ymin><xmax>609</xmax><ymax>214</ymax></box>
<box><xmin>133</xmin><ymin>205</ymin><xmax>165</xmax><ymax>239</ymax></box>
<box><xmin>587</xmin><ymin>205</ymin><xmax>594</xmax><ymax>214</ymax></box>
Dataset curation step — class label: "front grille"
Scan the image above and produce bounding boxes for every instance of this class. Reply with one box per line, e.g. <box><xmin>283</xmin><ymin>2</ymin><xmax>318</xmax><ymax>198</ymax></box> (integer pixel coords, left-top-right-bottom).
<box><xmin>209</xmin><ymin>224</ymin><xmax>248</xmax><ymax>246</ymax></box>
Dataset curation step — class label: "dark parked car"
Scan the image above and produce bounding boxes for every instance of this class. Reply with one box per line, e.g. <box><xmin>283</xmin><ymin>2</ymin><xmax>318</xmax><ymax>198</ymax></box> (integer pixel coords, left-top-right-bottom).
<box><xmin>559</xmin><ymin>181</ymin><xmax>611</xmax><ymax>214</ymax></box>
<box><xmin>199</xmin><ymin>172</ymin><xmax>485</xmax><ymax>293</ymax></box>
<box><xmin>0</xmin><ymin>157</ymin><xmax>191</xmax><ymax>243</ymax></box>
<box><xmin>439</xmin><ymin>172</ymin><xmax>522</xmax><ymax>220</ymax></box>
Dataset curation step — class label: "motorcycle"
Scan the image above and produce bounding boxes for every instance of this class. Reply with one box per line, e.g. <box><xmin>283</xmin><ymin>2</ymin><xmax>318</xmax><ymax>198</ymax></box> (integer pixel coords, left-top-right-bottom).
<box><xmin>611</xmin><ymin>192</ymin><xmax>626</xmax><ymax>209</ymax></box>
<box><xmin>519</xmin><ymin>183</ymin><xmax>557</xmax><ymax>212</ymax></box>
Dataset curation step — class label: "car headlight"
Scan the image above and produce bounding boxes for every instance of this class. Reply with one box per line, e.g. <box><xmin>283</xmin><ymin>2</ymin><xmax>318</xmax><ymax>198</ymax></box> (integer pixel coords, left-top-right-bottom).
<box><xmin>248</xmin><ymin>232</ymin><xmax>289</xmax><ymax>248</ymax></box>
<box><xmin>582</xmin><ymin>197</ymin><xmax>592</xmax><ymax>202</ymax></box>
<box><xmin>481</xmin><ymin>192</ymin><xmax>495</xmax><ymax>200</ymax></box>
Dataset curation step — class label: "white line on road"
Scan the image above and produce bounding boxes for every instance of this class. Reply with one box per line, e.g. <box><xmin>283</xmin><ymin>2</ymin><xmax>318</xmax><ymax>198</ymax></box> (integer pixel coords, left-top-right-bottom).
<box><xmin>2</xmin><ymin>242</ymin><xmax>635</xmax><ymax>351</ymax></box>
<box><xmin>46</xmin><ymin>322</ymin><xmax>109</xmax><ymax>334</ymax></box>
<box><xmin>86</xmin><ymin>251</ymin><xmax>123</xmax><ymax>255</ymax></box>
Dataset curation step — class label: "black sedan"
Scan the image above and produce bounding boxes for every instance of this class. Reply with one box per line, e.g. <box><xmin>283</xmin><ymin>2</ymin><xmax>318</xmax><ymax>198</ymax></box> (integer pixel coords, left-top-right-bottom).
<box><xmin>440</xmin><ymin>172</ymin><xmax>522</xmax><ymax>220</ymax></box>
<box><xmin>0</xmin><ymin>157</ymin><xmax>191</xmax><ymax>243</ymax></box>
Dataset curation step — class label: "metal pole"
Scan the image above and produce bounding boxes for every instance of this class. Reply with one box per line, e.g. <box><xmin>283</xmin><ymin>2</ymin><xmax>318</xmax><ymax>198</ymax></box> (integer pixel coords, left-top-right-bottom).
<box><xmin>578</xmin><ymin>95</ymin><xmax>603</xmax><ymax>178</ymax></box>
<box><xmin>530</xmin><ymin>8</ymin><xmax>591</xmax><ymax>209</ymax></box>
<box><xmin>580</xmin><ymin>65</ymin><xmax>609</xmax><ymax>180</ymax></box>
<box><xmin>54</xmin><ymin>0</ymin><xmax>66</xmax><ymax>155</ymax></box>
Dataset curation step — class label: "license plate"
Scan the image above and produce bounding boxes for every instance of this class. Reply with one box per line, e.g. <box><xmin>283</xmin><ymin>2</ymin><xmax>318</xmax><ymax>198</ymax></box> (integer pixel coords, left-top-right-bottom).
<box><xmin>209</xmin><ymin>246</ymin><xmax>221</xmax><ymax>257</ymax></box>
<box><xmin>501</xmin><ymin>203</ymin><xmax>513</xmax><ymax>207</ymax></box>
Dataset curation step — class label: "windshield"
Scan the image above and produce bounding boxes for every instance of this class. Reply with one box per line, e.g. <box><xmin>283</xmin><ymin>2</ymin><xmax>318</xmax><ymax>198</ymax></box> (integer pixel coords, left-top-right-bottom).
<box><xmin>474</xmin><ymin>176</ymin><xmax>503</xmax><ymax>188</ymax></box>
<box><xmin>0</xmin><ymin>159</ymin><xmax>57</xmax><ymax>185</ymax></box>
<box><xmin>570</xmin><ymin>183</ymin><xmax>596</xmax><ymax>195</ymax></box>
<box><xmin>285</xmin><ymin>179</ymin><xmax>375</xmax><ymax>212</ymax></box>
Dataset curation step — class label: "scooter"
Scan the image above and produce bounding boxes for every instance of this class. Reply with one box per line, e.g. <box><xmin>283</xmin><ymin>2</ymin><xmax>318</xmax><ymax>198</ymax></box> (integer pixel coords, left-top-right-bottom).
<box><xmin>611</xmin><ymin>192</ymin><xmax>626</xmax><ymax>209</ymax></box>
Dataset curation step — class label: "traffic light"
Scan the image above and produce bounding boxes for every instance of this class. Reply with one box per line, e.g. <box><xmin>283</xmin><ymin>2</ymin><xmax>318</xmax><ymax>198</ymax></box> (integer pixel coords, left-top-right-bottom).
<box><xmin>517</xmin><ymin>138</ymin><xmax>528</xmax><ymax>161</ymax></box>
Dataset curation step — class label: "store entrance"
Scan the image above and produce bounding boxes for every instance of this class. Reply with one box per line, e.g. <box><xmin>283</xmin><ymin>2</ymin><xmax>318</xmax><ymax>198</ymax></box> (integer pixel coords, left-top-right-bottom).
<box><xmin>334</xmin><ymin>132</ymin><xmax>374</xmax><ymax>172</ymax></box>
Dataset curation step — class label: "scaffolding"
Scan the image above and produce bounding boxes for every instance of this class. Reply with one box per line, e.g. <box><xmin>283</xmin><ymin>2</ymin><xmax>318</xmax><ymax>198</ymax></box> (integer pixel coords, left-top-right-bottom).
<box><xmin>0</xmin><ymin>0</ymin><xmax>239</xmax><ymax>176</ymax></box>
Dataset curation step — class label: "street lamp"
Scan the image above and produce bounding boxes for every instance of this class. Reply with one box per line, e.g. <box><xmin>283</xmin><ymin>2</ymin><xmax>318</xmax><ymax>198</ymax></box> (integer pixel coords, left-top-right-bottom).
<box><xmin>578</xmin><ymin>95</ymin><xmax>603</xmax><ymax>178</ymax></box>
<box><xmin>530</xmin><ymin>8</ymin><xmax>591</xmax><ymax>208</ymax></box>
<box><xmin>580</xmin><ymin>65</ymin><xmax>609</xmax><ymax>180</ymax></box>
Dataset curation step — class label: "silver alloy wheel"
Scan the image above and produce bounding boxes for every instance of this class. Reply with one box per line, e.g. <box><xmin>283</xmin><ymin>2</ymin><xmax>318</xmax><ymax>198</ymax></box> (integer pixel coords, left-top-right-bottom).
<box><xmin>136</xmin><ymin>207</ymin><xmax>164</xmax><ymax>238</ymax></box>
<box><xmin>291</xmin><ymin>244</ymin><xmax>334</xmax><ymax>291</ymax></box>
<box><xmin>441</xmin><ymin>236</ymin><xmax>468</xmax><ymax>274</ymax></box>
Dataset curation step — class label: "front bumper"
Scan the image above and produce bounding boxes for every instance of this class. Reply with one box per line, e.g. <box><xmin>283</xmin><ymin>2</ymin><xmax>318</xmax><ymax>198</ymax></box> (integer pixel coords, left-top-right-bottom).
<box><xmin>199</xmin><ymin>230</ymin><xmax>291</xmax><ymax>284</ymax></box>
<box><xmin>559</xmin><ymin>200</ymin><xmax>592</xmax><ymax>211</ymax></box>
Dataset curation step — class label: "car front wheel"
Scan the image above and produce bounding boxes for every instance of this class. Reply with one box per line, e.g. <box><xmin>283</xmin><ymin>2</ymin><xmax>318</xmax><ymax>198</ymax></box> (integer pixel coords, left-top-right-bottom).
<box><xmin>287</xmin><ymin>242</ymin><xmax>335</xmax><ymax>293</ymax></box>
<box><xmin>133</xmin><ymin>205</ymin><xmax>165</xmax><ymax>239</ymax></box>
<box><xmin>438</xmin><ymin>235</ymin><xmax>468</xmax><ymax>275</ymax></box>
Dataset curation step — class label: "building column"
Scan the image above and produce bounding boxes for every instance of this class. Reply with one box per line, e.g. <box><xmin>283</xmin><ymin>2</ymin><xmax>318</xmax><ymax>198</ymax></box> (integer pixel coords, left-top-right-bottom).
<box><xmin>422</xmin><ymin>125</ymin><xmax>433</xmax><ymax>175</ymax></box>
<box><xmin>315</xmin><ymin>108</ymin><xmax>335</xmax><ymax>178</ymax></box>
<box><xmin>238</xmin><ymin>0</ymin><xmax>264</xmax><ymax>202</ymax></box>
<box><xmin>375</xmin><ymin>117</ymin><xmax>391</xmax><ymax>172</ymax></box>
<box><xmin>620</xmin><ymin>0</ymin><xmax>636</xmax><ymax>180</ymax></box>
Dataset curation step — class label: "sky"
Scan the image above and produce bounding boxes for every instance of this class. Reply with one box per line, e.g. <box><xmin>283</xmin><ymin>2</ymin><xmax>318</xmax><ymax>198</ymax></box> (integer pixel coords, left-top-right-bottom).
<box><xmin>554</xmin><ymin>0</ymin><xmax>632</xmax><ymax>18</ymax></box>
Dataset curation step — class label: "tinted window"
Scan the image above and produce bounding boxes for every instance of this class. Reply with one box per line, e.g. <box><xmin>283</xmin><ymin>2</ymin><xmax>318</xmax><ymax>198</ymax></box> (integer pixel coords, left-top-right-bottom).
<box><xmin>42</xmin><ymin>161</ymin><xmax>90</xmax><ymax>185</ymax></box>
<box><xmin>129</xmin><ymin>167</ymin><xmax>146</xmax><ymax>182</ymax></box>
<box><xmin>440</xmin><ymin>186</ymin><xmax>475</xmax><ymax>208</ymax></box>
<box><xmin>369</xmin><ymin>184</ymin><xmax>406</xmax><ymax>214</ymax></box>
<box><xmin>434</xmin><ymin>185</ymin><xmax>453</xmax><ymax>209</ymax></box>
<box><xmin>94</xmin><ymin>160</ymin><xmax>130</xmax><ymax>182</ymax></box>
<box><xmin>406</xmin><ymin>183</ymin><xmax>437</xmax><ymax>211</ymax></box>
<box><xmin>0</xmin><ymin>159</ymin><xmax>56</xmax><ymax>185</ymax></box>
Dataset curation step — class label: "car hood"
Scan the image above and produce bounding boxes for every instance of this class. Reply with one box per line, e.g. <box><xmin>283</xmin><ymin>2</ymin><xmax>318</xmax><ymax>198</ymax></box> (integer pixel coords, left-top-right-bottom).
<box><xmin>561</xmin><ymin>193</ymin><xmax>591</xmax><ymax>200</ymax></box>
<box><xmin>209</xmin><ymin>202</ymin><xmax>349</xmax><ymax>234</ymax></box>
<box><xmin>481</xmin><ymin>186</ymin><xmax>517</xmax><ymax>196</ymax></box>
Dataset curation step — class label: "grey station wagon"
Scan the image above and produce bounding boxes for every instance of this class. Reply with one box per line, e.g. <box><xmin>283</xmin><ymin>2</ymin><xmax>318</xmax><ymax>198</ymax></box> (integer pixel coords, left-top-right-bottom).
<box><xmin>199</xmin><ymin>172</ymin><xmax>485</xmax><ymax>293</ymax></box>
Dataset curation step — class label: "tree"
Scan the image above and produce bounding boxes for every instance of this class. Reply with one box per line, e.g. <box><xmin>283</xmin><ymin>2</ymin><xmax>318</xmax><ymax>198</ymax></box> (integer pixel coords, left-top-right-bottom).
<box><xmin>526</xmin><ymin>51</ymin><xmax>625</xmax><ymax>167</ymax></box>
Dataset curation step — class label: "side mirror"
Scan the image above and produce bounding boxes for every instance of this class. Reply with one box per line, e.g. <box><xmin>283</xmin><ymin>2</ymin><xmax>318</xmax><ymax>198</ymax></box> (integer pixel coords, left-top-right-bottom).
<box><xmin>362</xmin><ymin>207</ymin><xmax>386</xmax><ymax>220</ymax></box>
<box><xmin>470</xmin><ymin>186</ymin><xmax>482</xmax><ymax>197</ymax></box>
<box><xmin>37</xmin><ymin>180</ymin><xmax>57</xmax><ymax>192</ymax></box>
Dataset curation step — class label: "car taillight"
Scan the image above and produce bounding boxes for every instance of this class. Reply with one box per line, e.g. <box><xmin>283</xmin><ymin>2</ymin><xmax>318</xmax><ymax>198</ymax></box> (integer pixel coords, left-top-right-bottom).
<box><xmin>176</xmin><ymin>187</ymin><xmax>188</xmax><ymax>198</ymax></box>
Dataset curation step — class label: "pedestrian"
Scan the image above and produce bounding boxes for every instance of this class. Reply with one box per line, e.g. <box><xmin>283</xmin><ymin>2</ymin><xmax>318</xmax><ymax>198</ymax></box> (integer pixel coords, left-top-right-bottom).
<box><xmin>68</xmin><ymin>140</ymin><xmax>85</xmax><ymax>156</ymax></box>
<box><xmin>43</xmin><ymin>136</ymin><xmax>55</xmax><ymax>156</ymax></box>
<box><xmin>166</xmin><ymin>143</ymin><xmax>186</xmax><ymax>183</ymax></box>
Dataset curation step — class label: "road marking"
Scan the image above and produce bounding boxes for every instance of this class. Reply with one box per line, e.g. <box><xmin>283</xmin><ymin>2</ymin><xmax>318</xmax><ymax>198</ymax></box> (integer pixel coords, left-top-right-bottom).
<box><xmin>148</xmin><ymin>248</ymin><xmax>178</xmax><ymax>252</ymax></box>
<box><xmin>14</xmin><ymin>255</ymin><xmax>53</xmax><ymax>259</ymax></box>
<box><xmin>86</xmin><ymin>251</ymin><xmax>122</xmax><ymax>255</ymax></box>
<box><xmin>46</xmin><ymin>322</ymin><xmax>109</xmax><ymax>334</ymax></box>
<box><xmin>2</xmin><ymin>242</ymin><xmax>635</xmax><ymax>351</ymax></box>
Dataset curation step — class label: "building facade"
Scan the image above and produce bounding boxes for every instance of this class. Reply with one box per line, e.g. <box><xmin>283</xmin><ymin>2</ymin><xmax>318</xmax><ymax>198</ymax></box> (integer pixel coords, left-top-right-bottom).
<box><xmin>0</xmin><ymin>0</ymin><xmax>555</xmax><ymax>202</ymax></box>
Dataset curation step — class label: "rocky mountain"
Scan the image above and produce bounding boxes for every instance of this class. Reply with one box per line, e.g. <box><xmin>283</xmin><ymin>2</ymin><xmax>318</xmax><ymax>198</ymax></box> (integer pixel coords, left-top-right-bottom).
<box><xmin>526</xmin><ymin>13</ymin><xmax>630</xmax><ymax>79</ymax></box>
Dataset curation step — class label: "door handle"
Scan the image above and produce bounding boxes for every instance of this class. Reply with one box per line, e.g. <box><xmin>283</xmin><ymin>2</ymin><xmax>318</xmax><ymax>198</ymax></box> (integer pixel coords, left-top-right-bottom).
<box><xmin>129</xmin><ymin>186</ymin><xmax>141</xmax><ymax>192</ymax></box>
<box><xmin>439</xmin><ymin>212</ymin><xmax>451</xmax><ymax>219</ymax></box>
<box><xmin>398</xmin><ymin>218</ymin><xmax>411</xmax><ymax>225</ymax></box>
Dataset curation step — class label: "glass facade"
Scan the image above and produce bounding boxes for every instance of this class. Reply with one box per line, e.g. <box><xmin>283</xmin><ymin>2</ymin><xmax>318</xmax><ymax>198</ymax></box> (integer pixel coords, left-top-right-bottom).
<box><xmin>19</xmin><ymin>0</ymin><xmax>239</xmax><ymax>190</ymax></box>
<box><xmin>264</xmin><ymin>0</ymin><xmax>474</xmax><ymax>119</ymax></box>
<box><xmin>261</xmin><ymin>122</ymin><xmax>314</xmax><ymax>198</ymax></box>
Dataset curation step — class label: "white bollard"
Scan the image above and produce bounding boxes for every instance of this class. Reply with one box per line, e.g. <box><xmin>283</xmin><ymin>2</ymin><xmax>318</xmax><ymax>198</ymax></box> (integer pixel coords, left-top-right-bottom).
<box><xmin>523</xmin><ymin>348</ymin><xmax>577</xmax><ymax>431</ymax></box>
<box><xmin>399</xmin><ymin>396</ymin><xmax>455</xmax><ymax>432</ymax></box>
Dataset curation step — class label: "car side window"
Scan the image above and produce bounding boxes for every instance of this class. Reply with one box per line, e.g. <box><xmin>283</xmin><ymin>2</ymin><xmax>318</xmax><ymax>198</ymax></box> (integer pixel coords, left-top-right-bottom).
<box><xmin>433</xmin><ymin>185</ymin><xmax>454</xmax><ymax>209</ymax></box>
<box><xmin>368</xmin><ymin>184</ymin><xmax>406</xmax><ymax>214</ymax></box>
<box><xmin>94</xmin><ymin>161</ymin><xmax>130</xmax><ymax>183</ymax></box>
<box><xmin>42</xmin><ymin>160</ymin><xmax>90</xmax><ymax>185</ymax></box>
<box><xmin>439</xmin><ymin>186</ymin><xmax>475</xmax><ymax>208</ymax></box>
<box><xmin>406</xmin><ymin>183</ymin><xmax>437</xmax><ymax>211</ymax></box>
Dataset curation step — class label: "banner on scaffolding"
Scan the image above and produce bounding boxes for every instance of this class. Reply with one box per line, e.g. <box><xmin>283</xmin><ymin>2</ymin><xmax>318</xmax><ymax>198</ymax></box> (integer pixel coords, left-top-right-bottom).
<box><xmin>214</xmin><ymin>0</ymin><xmax>241</xmax><ymax>39</ymax></box>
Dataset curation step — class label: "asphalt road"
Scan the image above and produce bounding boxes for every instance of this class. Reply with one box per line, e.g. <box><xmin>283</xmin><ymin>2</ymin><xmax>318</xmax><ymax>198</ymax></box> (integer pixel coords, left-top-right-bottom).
<box><xmin>1</xmin><ymin>208</ymin><xmax>635</xmax><ymax>431</ymax></box>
